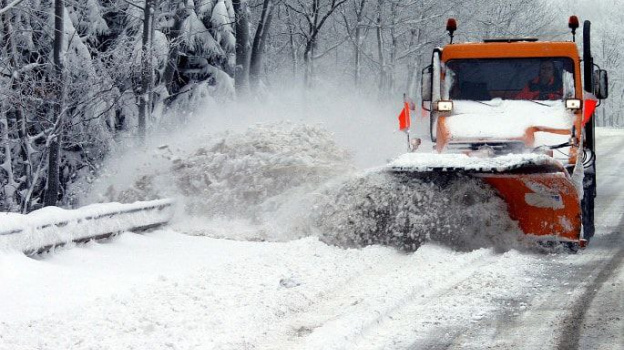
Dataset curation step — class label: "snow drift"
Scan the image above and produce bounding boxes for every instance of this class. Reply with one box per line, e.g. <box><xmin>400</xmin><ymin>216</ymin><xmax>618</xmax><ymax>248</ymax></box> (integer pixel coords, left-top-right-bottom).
<box><xmin>91</xmin><ymin>123</ymin><xmax>354</xmax><ymax>236</ymax></box>
<box><xmin>85</xmin><ymin>119</ymin><xmax>522</xmax><ymax>251</ymax></box>
<box><xmin>314</xmin><ymin>171</ymin><xmax>523</xmax><ymax>251</ymax></box>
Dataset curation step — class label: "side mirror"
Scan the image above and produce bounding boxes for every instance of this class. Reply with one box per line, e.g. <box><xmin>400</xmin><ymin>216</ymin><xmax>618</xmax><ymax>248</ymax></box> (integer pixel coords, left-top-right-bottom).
<box><xmin>421</xmin><ymin>65</ymin><xmax>432</xmax><ymax>102</ymax></box>
<box><xmin>594</xmin><ymin>69</ymin><xmax>608</xmax><ymax>99</ymax></box>
<box><xmin>430</xmin><ymin>50</ymin><xmax>442</xmax><ymax>142</ymax></box>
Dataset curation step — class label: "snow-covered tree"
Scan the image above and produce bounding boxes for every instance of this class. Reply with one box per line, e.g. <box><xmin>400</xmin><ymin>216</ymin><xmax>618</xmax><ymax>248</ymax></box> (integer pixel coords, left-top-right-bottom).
<box><xmin>0</xmin><ymin>0</ymin><xmax>238</xmax><ymax>211</ymax></box>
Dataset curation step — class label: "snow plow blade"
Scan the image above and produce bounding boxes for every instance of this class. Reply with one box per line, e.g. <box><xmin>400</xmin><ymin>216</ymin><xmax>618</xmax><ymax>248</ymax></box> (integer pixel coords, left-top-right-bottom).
<box><xmin>388</xmin><ymin>153</ymin><xmax>582</xmax><ymax>243</ymax></box>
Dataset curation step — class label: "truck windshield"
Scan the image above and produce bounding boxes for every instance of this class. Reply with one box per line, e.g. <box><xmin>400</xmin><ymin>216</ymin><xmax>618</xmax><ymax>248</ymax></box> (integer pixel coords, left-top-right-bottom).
<box><xmin>445</xmin><ymin>58</ymin><xmax>575</xmax><ymax>101</ymax></box>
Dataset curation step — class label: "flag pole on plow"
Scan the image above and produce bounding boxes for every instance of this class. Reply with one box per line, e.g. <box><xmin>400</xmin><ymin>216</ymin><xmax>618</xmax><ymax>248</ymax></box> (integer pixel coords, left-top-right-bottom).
<box><xmin>398</xmin><ymin>94</ymin><xmax>414</xmax><ymax>151</ymax></box>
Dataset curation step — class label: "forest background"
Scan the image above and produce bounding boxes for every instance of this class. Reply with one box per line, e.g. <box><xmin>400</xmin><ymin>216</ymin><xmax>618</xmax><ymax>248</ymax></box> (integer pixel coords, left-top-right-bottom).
<box><xmin>0</xmin><ymin>0</ymin><xmax>621</xmax><ymax>212</ymax></box>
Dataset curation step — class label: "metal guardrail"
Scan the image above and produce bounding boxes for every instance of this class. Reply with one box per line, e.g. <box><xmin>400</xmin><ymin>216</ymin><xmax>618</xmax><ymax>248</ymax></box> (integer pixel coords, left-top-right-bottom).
<box><xmin>0</xmin><ymin>199</ymin><xmax>175</xmax><ymax>256</ymax></box>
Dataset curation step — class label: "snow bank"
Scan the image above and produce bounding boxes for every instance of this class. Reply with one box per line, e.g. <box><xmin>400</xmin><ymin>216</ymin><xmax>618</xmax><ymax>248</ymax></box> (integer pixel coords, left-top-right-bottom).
<box><xmin>0</xmin><ymin>199</ymin><xmax>174</xmax><ymax>254</ymax></box>
<box><xmin>86</xmin><ymin>123</ymin><xmax>354</xmax><ymax>239</ymax></box>
<box><xmin>171</xmin><ymin>124</ymin><xmax>352</xmax><ymax>218</ymax></box>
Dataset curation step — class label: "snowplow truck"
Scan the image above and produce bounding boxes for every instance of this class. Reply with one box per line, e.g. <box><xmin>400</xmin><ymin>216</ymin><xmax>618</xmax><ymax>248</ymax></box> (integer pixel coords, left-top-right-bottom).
<box><xmin>390</xmin><ymin>17</ymin><xmax>608</xmax><ymax>249</ymax></box>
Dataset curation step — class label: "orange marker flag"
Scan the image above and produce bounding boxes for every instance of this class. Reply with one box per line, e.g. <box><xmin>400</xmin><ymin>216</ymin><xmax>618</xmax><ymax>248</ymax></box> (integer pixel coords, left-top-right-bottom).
<box><xmin>583</xmin><ymin>92</ymin><xmax>598</xmax><ymax>126</ymax></box>
<box><xmin>398</xmin><ymin>102</ymin><xmax>411</xmax><ymax>131</ymax></box>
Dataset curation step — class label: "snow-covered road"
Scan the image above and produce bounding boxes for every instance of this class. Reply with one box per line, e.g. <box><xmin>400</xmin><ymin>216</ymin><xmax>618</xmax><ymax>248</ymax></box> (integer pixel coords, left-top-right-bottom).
<box><xmin>1</xmin><ymin>129</ymin><xmax>623</xmax><ymax>350</ymax></box>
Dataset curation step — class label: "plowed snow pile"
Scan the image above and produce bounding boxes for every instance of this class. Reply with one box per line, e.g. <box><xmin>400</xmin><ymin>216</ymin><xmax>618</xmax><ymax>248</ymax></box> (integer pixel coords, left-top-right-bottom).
<box><xmin>314</xmin><ymin>172</ymin><xmax>522</xmax><ymax>251</ymax></box>
<box><xmin>171</xmin><ymin>124</ymin><xmax>353</xmax><ymax>218</ymax></box>
<box><xmin>87</xmin><ymin>122</ymin><xmax>522</xmax><ymax>251</ymax></box>
<box><xmin>93</xmin><ymin>123</ymin><xmax>351</xmax><ymax>234</ymax></box>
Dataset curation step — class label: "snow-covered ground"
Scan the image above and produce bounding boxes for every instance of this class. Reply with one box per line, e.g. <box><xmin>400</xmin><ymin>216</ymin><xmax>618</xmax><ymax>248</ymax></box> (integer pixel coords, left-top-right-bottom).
<box><xmin>1</xmin><ymin>128</ymin><xmax>623</xmax><ymax>349</ymax></box>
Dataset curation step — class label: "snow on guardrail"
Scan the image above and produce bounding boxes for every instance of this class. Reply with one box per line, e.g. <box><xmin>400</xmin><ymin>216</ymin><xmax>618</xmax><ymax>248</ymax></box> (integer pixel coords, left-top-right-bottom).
<box><xmin>0</xmin><ymin>199</ymin><xmax>175</xmax><ymax>255</ymax></box>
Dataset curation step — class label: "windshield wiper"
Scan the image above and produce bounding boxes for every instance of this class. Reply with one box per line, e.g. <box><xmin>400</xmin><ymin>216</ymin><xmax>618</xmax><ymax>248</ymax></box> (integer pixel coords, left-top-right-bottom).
<box><xmin>526</xmin><ymin>100</ymin><xmax>550</xmax><ymax>106</ymax></box>
<box><xmin>473</xmin><ymin>100</ymin><xmax>494</xmax><ymax>107</ymax></box>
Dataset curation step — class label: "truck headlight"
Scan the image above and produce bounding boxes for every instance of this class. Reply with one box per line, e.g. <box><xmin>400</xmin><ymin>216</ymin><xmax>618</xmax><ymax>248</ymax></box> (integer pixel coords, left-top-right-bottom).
<box><xmin>565</xmin><ymin>99</ymin><xmax>581</xmax><ymax>110</ymax></box>
<box><xmin>436</xmin><ymin>101</ymin><xmax>453</xmax><ymax>112</ymax></box>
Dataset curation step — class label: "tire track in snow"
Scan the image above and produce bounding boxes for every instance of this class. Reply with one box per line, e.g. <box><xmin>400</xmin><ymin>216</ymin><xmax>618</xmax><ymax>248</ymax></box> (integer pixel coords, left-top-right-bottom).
<box><xmin>431</xmin><ymin>155</ymin><xmax>624</xmax><ymax>350</ymax></box>
<box><xmin>448</xmin><ymin>234</ymin><xmax>621</xmax><ymax>350</ymax></box>
<box><xmin>547</xmin><ymin>131</ymin><xmax>624</xmax><ymax>350</ymax></box>
<box><xmin>431</xmin><ymin>157</ymin><xmax>624</xmax><ymax>350</ymax></box>
<box><xmin>341</xmin><ymin>249</ymin><xmax>539</xmax><ymax>350</ymax></box>
<box><xmin>257</xmin><ymin>247</ymin><xmax>497</xmax><ymax>350</ymax></box>
<box><xmin>555</xmin><ymin>233</ymin><xmax>624</xmax><ymax>350</ymax></box>
<box><xmin>401</xmin><ymin>238</ymin><xmax>621</xmax><ymax>350</ymax></box>
<box><xmin>577</xmin><ymin>252</ymin><xmax>624</xmax><ymax>350</ymax></box>
<box><xmin>397</xmin><ymin>251</ymin><xmax>551</xmax><ymax>350</ymax></box>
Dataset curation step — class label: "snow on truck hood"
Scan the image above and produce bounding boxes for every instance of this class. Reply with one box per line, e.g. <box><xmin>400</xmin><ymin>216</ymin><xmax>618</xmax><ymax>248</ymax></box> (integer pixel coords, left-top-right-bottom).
<box><xmin>446</xmin><ymin>99</ymin><xmax>574</xmax><ymax>139</ymax></box>
<box><xmin>388</xmin><ymin>153</ymin><xmax>561</xmax><ymax>173</ymax></box>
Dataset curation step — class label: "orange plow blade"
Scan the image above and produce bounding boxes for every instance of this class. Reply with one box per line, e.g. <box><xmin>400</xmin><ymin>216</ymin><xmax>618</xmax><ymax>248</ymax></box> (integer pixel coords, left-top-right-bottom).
<box><xmin>481</xmin><ymin>173</ymin><xmax>581</xmax><ymax>242</ymax></box>
<box><xmin>388</xmin><ymin>153</ymin><xmax>583</xmax><ymax>244</ymax></box>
